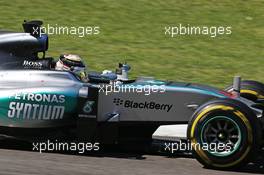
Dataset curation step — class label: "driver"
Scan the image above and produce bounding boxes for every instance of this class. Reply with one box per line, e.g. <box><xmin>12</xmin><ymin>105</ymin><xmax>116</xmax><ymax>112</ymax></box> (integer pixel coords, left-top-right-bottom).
<box><xmin>55</xmin><ymin>54</ymin><xmax>87</xmax><ymax>81</ymax></box>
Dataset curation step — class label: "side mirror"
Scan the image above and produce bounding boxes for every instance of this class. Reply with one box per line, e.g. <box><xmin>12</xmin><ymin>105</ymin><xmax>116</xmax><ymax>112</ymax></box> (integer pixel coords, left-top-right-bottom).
<box><xmin>23</xmin><ymin>20</ymin><xmax>44</xmax><ymax>37</ymax></box>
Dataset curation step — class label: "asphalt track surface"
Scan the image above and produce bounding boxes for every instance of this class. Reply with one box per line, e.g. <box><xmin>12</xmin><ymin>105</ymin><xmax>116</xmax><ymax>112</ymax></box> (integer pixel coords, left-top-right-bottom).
<box><xmin>0</xmin><ymin>141</ymin><xmax>263</xmax><ymax>175</ymax></box>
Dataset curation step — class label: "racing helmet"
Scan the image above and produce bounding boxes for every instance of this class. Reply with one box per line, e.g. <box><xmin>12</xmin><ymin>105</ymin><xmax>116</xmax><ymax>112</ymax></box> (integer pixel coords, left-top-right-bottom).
<box><xmin>55</xmin><ymin>54</ymin><xmax>87</xmax><ymax>80</ymax></box>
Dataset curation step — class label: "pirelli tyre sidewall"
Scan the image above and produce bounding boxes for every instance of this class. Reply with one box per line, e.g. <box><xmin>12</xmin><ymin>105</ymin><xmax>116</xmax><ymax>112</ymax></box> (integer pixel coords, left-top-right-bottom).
<box><xmin>187</xmin><ymin>99</ymin><xmax>262</xmax><ymax>169</ymax></box>
<box><xmin>225</xmin><ymin>80</ymin><xmax>264</xmax><ymax>102</ymax></box>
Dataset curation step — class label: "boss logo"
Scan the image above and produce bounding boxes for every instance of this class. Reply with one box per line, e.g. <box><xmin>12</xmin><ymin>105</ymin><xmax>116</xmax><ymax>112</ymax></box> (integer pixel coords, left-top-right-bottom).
<box><xmin>23</xmin><ymin>60</ymin><xmax>43</xmax><ymax>68</ymax></box>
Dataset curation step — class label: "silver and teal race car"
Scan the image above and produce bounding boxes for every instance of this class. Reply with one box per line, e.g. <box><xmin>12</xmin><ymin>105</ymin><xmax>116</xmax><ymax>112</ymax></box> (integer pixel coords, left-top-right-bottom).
<box><xmin>0</xmin><ymin>20</ymin><xmax>263</xmax><ymax>170</ymax></box>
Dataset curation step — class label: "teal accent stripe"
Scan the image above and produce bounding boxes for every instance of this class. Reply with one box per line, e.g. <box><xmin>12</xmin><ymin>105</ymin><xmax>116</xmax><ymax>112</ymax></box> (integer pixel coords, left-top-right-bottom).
<box><xmin>165</xmin><ymin>86</ymin><xmax>226</xmax><ymax>98</ymax></box>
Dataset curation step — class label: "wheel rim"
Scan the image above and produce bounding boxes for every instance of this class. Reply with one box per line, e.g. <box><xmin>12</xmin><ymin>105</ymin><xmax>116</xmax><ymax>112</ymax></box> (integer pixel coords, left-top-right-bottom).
<box><xmin>201</xmin><ymin>116</ymin><xmax>242</xmax><ymax>157</ymax></box>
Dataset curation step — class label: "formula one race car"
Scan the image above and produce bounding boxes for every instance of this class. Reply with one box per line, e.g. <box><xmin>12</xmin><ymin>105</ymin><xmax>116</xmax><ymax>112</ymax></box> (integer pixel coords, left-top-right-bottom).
<box><xmin>0</xmin><ymin>20</ymin><xmax>263</xmax><ymax>170</ymax></box>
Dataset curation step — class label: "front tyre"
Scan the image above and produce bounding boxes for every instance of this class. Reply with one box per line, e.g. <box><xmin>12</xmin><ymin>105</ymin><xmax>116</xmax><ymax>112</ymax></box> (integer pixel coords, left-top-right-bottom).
<box><xmin>225</xmin><ymin>80</ymin><xmax>264</xmax><ymax>102</ymax></box>
<box><xmin>187</xmin><ymin>99</ymin><xmax>262</xmax><ymax>169</ymax></box>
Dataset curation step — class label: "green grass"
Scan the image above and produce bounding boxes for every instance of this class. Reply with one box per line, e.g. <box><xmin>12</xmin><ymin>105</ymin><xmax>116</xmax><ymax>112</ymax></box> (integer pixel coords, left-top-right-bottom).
<box><xmin>0</xmin><ymin>0</ymin><xmax>263</xmax><ymax>87</ymax></box>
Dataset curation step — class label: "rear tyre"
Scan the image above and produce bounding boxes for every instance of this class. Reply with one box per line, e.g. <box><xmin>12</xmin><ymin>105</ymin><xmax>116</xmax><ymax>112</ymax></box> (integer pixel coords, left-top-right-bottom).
<box><xmin>187</xmin><ymin>99</ymin><xmax>262</xmax><ymax>169</ymax></box>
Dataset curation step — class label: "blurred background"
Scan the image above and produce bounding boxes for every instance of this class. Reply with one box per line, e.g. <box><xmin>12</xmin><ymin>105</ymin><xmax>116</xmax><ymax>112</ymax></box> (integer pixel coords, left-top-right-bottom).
<box><xmin>0</xmin><ymin>0</ymin><xmax>263</xmax><ymax>87</ymax></box>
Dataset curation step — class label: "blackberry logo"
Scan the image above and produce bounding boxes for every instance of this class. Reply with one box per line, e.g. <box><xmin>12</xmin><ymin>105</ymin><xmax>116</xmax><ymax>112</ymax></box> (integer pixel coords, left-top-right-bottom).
<box><xmin>113</xmin><ymin>98</ymin><xmax>124</xmax><ymax>106</ymax></box>
<box><xmin>113</xmin><ymin>98</ymin><xmax>173</xmax><ymax>112</ymax></box>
